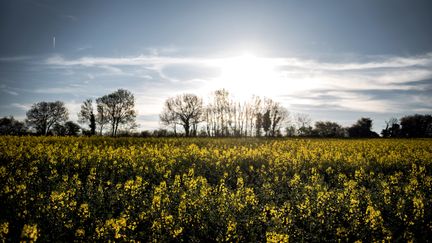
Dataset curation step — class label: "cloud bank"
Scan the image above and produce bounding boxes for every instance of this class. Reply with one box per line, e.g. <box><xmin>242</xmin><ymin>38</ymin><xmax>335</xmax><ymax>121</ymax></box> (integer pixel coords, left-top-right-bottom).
<box><xmin>1</xmin><ymin>52</ymin><xmax>431</xmax><ymax>131</ymax></box>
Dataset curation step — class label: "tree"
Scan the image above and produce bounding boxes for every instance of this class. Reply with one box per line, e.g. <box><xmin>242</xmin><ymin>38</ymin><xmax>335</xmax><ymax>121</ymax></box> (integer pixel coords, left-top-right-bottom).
<box><xmin>52</xmin><ymin>123</ymin><xmax>67</xmax><ymax>136</ymax></box>
<box><xmin>262</xmin><ymin>110</ymin><xmax>271</xmax><ymax>136</ymax></box>
<box><xmin>65</xmin><ymin>121</ymin><xmax>81</xmax><ymax>136</ymax></box>
<box><xmin>296</xmin><ymin>113</ymin><xmax>312</xmax><ymax>136</ymax></box>
<box><xmin>210</xmin><ymin>89</ymin><xmax>230</xmax><ymax>136</ymax></box>
<box><xmin>26</xmin><ymin>101</ymin><xmax>68</xmax><ymax>135</ymax></box>
<box><xmin>160</xmin><ymin>94</ymin><xmax>203</xmax><ymax>137</ymax></box>
<box><xmin>264</xmin><ymin>98</ymin><xmax>288</xmax><ymax>137</ymax></box>
<box><xmin>160</xmin><ymin>104</ymin><xmax>178</xmax><ymax>136</ymax></box>
<box><xmin>381</xmin><ymin>118</ymin><xmax>400</xmax><ymax>138</ymax></box>
<box><xmin>78</xmin><ymin>99</ymin><xmax>96</xmax><ymax>135</ymax></box>
<box><xmin>96</xmin><ymin>89</ymin><xmax>137</xmax><ymax>136</ymax></box>
<box><xmin>255</xmin><ymin>112</ymin><xmax>263</xmax><ymax>137</ymax></box>
<box><xmin>347</xmin><ymin>117</ymin><xmax>379</xmax><ymax>138</ymax></box>
<box><xmin>0</xmin><ymin>116</ymin><xmax>27</xmax><ymax>135</ymax></box>
<box><xmin>52</xmin><ymin>121</ymin><xmax>80</xmax><ymax>136</ymax></box>
<box><xmin>400</xmin><ymin>114</ymin><xmax>432</xmax><ymax>137</ymax></box>
<box><xmin>313</xmin><ymin>121</ymin><xmax>345</xmax><ymax>137</ymax></box>
<box><xmin>285</xmin><ymin>125</ymin><xmax>296</xmax><ymax>137</ymax></box>
<box><xmin>247</xmin><ymin>95</ymin><xmax>262</xmax><ymax>137</ymax></box>
<box><xmin>200</xmin><ymin>91</ymin><xmax>289</xmax><ymax>137</ymax></box>
<box><xmin>96</xmin><ymin>101</ymin><xmax>109</xmax><ymax>135</ymax></box>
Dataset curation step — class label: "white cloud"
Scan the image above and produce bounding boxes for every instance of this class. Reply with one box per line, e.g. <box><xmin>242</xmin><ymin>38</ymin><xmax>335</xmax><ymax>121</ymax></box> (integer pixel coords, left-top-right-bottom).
<box><xmin>30</xmin><ymin>52</ymin><xmax>432</xmax><ymax>129</ymax></box>
<box><xmin>44</xmin><ymin>52</ymin><xmax>432</xmax><ymax>88</ymax></box>
<box><xmin>11</xmin><ymin>103</ymin><xmax>32</xmax><ymax>111</ymax></box>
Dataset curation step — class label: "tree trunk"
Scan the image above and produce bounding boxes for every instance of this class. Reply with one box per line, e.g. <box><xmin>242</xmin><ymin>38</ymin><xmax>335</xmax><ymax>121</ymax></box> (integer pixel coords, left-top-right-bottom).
<box><xmin>90</xmin><ymin>114</ymin><xmax>96</xmax><ymax>135</ymax></box>
<box><xmin>111</xmin><ymin>120</ymin><xmax>116</xmax><ymax>136</ymax></box>
<box><xmin>183</xmin><ymin>123</ymin><xmax>190</xmax><ymax>137</ymax></box>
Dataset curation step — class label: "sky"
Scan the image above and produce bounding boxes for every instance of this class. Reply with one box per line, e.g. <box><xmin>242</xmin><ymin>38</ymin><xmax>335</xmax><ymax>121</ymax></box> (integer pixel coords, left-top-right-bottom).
<box><xmin>1</xmin><ymin>0</ymin><xmax>432</xmax><ymax>132</ymax></box>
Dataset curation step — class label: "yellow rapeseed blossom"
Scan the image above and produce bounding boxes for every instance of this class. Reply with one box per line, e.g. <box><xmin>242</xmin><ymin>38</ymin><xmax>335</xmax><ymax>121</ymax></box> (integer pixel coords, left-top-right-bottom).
<box><xmin>0</xmin><ymin>136</ymin><xmax>430</xmax><ymax>241</ymax></box>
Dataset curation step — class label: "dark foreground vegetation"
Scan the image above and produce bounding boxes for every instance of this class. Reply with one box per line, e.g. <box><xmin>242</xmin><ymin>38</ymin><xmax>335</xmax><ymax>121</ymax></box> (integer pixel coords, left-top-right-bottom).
<box><xmin>1</xmin><ymin>137</ymin><xmax>431</xmax><ymax>241</ymax></box>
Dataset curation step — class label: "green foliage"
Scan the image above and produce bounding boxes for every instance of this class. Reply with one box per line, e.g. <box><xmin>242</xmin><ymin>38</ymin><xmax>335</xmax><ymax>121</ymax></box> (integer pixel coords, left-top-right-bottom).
<box><xmin>1</xmin><ymin>137</ymin><xmax>431</xmax><ymax>241</ymax></box>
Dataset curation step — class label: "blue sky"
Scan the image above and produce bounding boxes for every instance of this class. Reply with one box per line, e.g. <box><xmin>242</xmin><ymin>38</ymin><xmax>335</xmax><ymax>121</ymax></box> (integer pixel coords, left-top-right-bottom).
<box><xmin>1</xmin><ymin>0</ymin><xmax>432</xmax><ymax>132</ymax></box>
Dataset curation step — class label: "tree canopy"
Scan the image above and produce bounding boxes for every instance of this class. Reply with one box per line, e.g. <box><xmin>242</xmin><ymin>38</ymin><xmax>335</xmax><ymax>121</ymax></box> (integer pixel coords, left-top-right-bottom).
<box><xmin>96</xmin><ymin>89</ymin><xmax>137</xmax><ymax>136</ymax></box>
<box><xmin>26</xmin><ymin>101</ymin><xmax>68</xmax><ymax>135</ymax></box>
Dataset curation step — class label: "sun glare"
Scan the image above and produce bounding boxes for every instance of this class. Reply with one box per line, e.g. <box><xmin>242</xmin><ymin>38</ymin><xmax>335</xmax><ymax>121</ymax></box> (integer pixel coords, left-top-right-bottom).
<box><xmin>212</xmin><ymin>53</ymin><xmax>281</xmax><ymax>100</ymax></box>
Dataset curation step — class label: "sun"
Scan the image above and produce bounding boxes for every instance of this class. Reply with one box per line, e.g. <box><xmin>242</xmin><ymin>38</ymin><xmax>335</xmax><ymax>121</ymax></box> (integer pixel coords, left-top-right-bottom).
<box><xmin>211</xmin><ymin>53</ymin><xmax>281</xmax><ymax>100</ymax></box>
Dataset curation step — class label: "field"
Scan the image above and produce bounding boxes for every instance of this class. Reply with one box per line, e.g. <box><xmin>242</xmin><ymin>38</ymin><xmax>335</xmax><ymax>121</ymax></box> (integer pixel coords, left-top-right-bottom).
<box><xmin>1</xmin><ymin>137</ymin><xmax>431</xmax><ymax>242</ymax></box>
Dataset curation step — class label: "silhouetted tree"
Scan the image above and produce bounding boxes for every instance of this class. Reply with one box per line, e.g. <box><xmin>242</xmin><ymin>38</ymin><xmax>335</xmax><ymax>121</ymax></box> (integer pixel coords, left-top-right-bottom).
<box><xmin>0</xmin><ymin>116</ymin><xmax>27</xmax><ymax>135</ymax></box>
<box><xmin>381</xmin><ymin>118</ymin><xmax>400</xmax><ymax>138</ymax></box>
<box><xmin>262</xmin><ymin>110</ymin><xmax>271</xmax><ymax>136</ymax></box>
<box><xmin>96</xmin><ymin>89</ymin><xmax>137</xmax><ymax>136</ymax></box>
<box><xmin>160</xmin><ymin>104</ymin><xmax>178</xmax><ymax>136</ymax></box>
<box><xmin>96</xmin><ymin>101</ymin><xmax>109</xmax><ymax>135</ymax></box>
<box><xmin>283</xmin><ymin>125</ymin><xmax>295</xmax><ymax>137</ymax></box>
<box><xmin>52</xmin><ymin>121</ymin><xmax>80</xmax><ymax>136</ymax></box>
<box><xmin>203</xmin><ymin>91</ymin><xmax>265</xmax><ymax>137</ymax></box>
<box><xmin>247</xmin><ymin>95</ymin><xmax>262</xmax><ymax>137</ymax></box>
<box><xmin>255</xmin><ymin>112</ymin><xmax>263</xmax><ymax>137</ymax></box>
<box><xmin>264</xmin><ymin>98</ymin><xmax>288</xmax><ymax>137</ymax></box>
<box><xmin>347</xmin><ymin>117</ymin><xmax>379</xmax><ymax>138</ymax></box>
<box><xmin>296</xmin><ymin>113</ymin><xmax>312</xmax><ymax>136</ymax></box>
<box><xmin>26</xmin><ymin>101</ymin><xmax>68</xmax><ymax>135</ymax></box>
<box><xmin>313</xmin><ymin>121</ymin><xmax>345</xmax><ymax>137</ymax></box>
<box><xmin>161</xmin><ymin>94</ymin><xmax>203</xmax><ymax>137</ymax></box>
<box><xmin>78</xmin><ymin>99</ymin><xmax>96</xmax><ymax>135</ymax></box>
<box><xmin>65</xmin><ymin>121</ymin><xmax>81</xmax><ymax>136</ymax></box>
<box><xmin>52</xmin><ymin>123</ymin><xmax>67</xmax><ymax>136</ymax></box>
<box><xmin>400</xmin><ymin>114</ymin><xmax>432</xmax><ymax>137</ymax></box>
<box><xmin>211</xmin><ymin>89</ymin><xmax>230</xmax><ymax>136</ymax></box>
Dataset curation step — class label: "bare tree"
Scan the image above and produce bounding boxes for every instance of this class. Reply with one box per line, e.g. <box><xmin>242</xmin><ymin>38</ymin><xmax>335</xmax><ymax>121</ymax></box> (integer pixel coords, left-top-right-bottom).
<box><xmin>161</xmin><ymin>94</ymin><xmax>203</xmax><ymax>137</ymax></box>
<box><xmin>248</xmin><ymin>95</ymin><xmax>262</xmax><ymax>137</ymax></box>
<box><xmin>96</xmin><ymin>89</ymin><xmax>137</xmax><ymax>136</ymax></box>
<box><xmin>201</xmin><ymin>92</ymin><xmax>291</xmax><ymax>137</ymax></box>
<box><xmin>255</xmin><ymin>112</ymin><xmax>263</xmax><ymax>137</ymax></box>
<box><xmin>264</xmin><ymin>98</ymin><xmax>289</xmax><ymax>137</ymax></box>
<box><xmin>296</xmin><ymin>113</ymin><xmax>312</xmax><ymax>136</ymax></box>
<box><xmin>203</xmin><ymin>89</ymin><xmax>258</xmax><ymax>137</ymax></box>
<box><xmin>381</xmin><ymin>117</ymin><xmax>399</xmax><ymax>137</ymax></box>
<box><xmin>95</xmin><ymin>102</ymin><xmax>109</xmax><ymax>135</ymax></box>
<box><xmin>262</xmin><ymin>110</ymin><xmax>271</xmax><ymax>136</ymax></box>
<box><xmin>203</xmin><ymin>104</ymin><xmax>214</xmax><ymax>136</ymax></box>
<box><xmin>160</xmin><ymin>104</ymin><xmax>178</xmax><ymax>136</ymax></box>
<box><xmin>212</xmin><ymin>89</ymin><xmax>230</xmax><ymax>136</ymax></box>
<box><xmin>78</xmin><ymin>99</ymin><xmax>96</xmax><ymax>135</ymax></box>
<box><xmin>26</xmin><ymin>101</ymin><xmax>69</xmax><ymax>135</ymax></box>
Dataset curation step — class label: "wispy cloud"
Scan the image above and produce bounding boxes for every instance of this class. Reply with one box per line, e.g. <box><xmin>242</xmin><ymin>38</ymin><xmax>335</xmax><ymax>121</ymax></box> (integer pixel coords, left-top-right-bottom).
<box><xmin>0</xmin><ymin>84</ymin><xmax>19</xmax><ymax>96</ymax></box>
<box><xmin>10</xmin><ymin>103</ymin><xmax>31</xmax><ymax>111</ymax></box>
<box><xmin>4</xmin><ymin>52</ymin><xmax>430</xmax><ymax>130</ymax></box>
<box><xmin>76</xmin><ymin>45</ymin><xmax>92</xmax><ymax>52</ymax></box>
<box><xmin>45</xmin><ymin>52</ymin><xmax>432</xmax><ymax>80</ymax></box>
<box><xmin>61</xmin><ymin>14</ymin><xmax>78</xmax><ymax>22</ymax></box>
<box><xmin>3</xmin><ymin>90</ymin><xmax>19</xmax><ymax>96</ymax></box>
<box><xmin>0</xmin><ymin>55</ymin><xmax>34</xmax><ymax>62</ymax></box>
<box><xmin>42</xmin><ymin>52</ymin><xmax>432</xmax><ymax>114</ymax></box>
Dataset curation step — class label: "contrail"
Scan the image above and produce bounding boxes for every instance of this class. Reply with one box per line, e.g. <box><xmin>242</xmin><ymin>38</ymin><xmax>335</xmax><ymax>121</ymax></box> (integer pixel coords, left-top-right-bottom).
<box><xmin>53</xmin><ymin>36</ymin><xmax>56</xmax><ymax>49</ymax></box>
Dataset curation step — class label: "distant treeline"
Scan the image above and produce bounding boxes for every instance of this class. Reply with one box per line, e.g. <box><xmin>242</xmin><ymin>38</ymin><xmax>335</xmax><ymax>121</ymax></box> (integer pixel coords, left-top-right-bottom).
<box><xmin>0</xmin><ymin>88</ymin><xmax>431</xmax><ymax>138</ymax></box>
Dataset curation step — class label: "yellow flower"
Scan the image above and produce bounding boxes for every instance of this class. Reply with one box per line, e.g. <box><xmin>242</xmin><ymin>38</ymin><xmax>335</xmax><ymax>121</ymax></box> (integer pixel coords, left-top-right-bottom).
<box><xmin>21</xmin><ymin>224</ymin><xmax>38</xmax><ymax>242</ymax></box>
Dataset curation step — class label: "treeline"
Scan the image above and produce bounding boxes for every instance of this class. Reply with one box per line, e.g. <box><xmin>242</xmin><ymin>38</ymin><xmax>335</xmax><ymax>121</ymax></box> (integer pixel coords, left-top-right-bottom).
<box><xmin>0</xmin><ymin>88</ymin><xmax>431</xmax><ymax>138</ymax></box>
<box><xmin>0</xmin><ymin>89</ymin><xmax>137</xmax><ymax>136</ymax></box>
<box><xmin>158</xmin><ymin>89</ymin><xmax>432</xmax><ymax>138</ymax></box>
